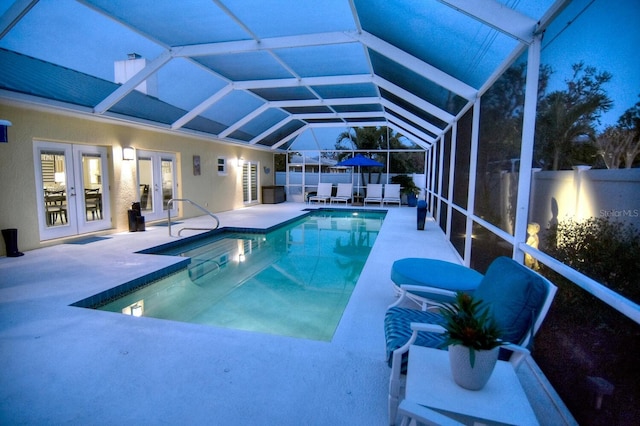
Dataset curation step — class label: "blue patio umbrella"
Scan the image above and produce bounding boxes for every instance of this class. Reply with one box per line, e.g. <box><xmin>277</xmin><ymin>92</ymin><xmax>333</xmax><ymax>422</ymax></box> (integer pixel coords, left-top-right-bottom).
<box><xmin>335</xmin><ymin>154</ymin><xmax>384</xmax><ymax>196</ymax></box>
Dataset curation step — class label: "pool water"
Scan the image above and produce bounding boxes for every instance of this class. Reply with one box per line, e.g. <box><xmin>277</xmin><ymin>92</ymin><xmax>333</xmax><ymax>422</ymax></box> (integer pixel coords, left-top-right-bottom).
<box><xmin>97</xmin><ymin>210</ymin><xmax>385</xmax><ymax>341</ymax></box>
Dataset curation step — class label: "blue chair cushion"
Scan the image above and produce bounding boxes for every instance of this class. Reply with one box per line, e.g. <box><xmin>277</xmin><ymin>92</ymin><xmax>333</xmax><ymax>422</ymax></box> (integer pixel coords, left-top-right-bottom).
<box><xmin>384</xmin><ymin>307</ymin><xmax>446</xmax><ymax>372</ymax></box>
<box><xmin>391</xmin><ymin>258</ymin><xmax>483</xmax><ymax>303</ymax></box>
<box><xmin>473</xmin><ymin>256</ymin><xmax>548</xmax><ymax>345</ymax></box>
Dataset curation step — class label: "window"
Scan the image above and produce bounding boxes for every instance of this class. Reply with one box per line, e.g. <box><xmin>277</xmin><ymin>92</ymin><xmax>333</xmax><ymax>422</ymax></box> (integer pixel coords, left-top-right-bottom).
<box><xmin>242</xmin><ymin>161</ymin><xmax>259</xmax><ymax>204</ymax></box>
<box><xmin>217</xmin><ymin>157</ymin><xmax>227</xmax><ymax>175</ymax></box>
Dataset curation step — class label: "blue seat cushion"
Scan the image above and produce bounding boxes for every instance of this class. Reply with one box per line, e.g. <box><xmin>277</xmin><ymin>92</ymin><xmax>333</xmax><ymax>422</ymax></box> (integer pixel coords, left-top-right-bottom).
<box><xmin>391</xmin><ymin>258</ymin><xmax>483</xmax><ymax>303</ymax></box>
<box><xmin>384</xmin><ymin>307</ymin><xmax>446</xmax><ymax>372</ymax></box>
<box><xmin>473</xmin><ymin>256</ymin><xmax>548</xmax><ymax>345</ymax></box>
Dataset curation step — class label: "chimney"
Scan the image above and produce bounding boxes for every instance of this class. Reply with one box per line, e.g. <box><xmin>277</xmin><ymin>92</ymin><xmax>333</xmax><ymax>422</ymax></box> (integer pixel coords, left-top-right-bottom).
<box><xmin>114</xmin><ymin>53</ymin><xmax>158</xmax><ymax>97</ymax></box>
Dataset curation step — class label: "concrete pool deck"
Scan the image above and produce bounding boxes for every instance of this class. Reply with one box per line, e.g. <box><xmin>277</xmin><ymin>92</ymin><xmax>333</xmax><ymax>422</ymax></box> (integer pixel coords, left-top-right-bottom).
<box><xmin>0</xmin><ymin>203</ymin><xmax>575</xmax><ymax>425</ymax></box>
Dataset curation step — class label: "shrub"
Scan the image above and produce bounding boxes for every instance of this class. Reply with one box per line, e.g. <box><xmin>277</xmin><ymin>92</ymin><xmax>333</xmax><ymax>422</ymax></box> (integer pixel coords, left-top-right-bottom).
<box><xmin>544</xmin><ymin>217</ymin><xmax>640</xmax><ymax>303</ymax></box>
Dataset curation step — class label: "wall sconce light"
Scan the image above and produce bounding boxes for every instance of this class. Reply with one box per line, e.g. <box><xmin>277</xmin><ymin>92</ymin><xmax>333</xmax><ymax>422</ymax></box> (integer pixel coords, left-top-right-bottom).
<box><xmin>122</xmin><ymin>300</ymin><xmax>144</xmax><ymax>317</ymax></box>
<box><xmin>237</xmin><ymin>157</ymin><xmax>245</xmax><ymax>168</ymax></box>
<box><xmin>238</xmin><ymin>253</ymin><xmax>246</xmax><ymax>262</ymax></box>
<box><xmin>131</xmin><ymin>303</ymin><xmax>143</xmax><ymax>317</ymax></box>
<box><xmin>122</xmin><ymin>146</ymin><xmax>135</xmax><ymax>161</ymax></box>
<box><xmin>0</xmin><ymin>119</ymin><xmax>12</xmax><ymax>143</ymax></box>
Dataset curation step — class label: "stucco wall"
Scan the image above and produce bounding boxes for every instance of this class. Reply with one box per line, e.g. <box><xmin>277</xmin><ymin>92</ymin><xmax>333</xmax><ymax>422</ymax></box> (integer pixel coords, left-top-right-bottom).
<box><xmin>528</xmin><ymin>167</ymin><xmax>640</xmax><ymax>233</ymax></box>
<box><xmin>0</xmin><ymin>102</ymin><xmax>275</xmax><ymax>255</ymax></box>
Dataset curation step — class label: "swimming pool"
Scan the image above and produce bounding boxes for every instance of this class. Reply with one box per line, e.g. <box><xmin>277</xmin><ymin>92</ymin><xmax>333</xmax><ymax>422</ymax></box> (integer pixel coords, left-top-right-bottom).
<box><xmin>80</xmin><ymin>210</ymin><xmax>385</xmax><ymax>341</ymax></box>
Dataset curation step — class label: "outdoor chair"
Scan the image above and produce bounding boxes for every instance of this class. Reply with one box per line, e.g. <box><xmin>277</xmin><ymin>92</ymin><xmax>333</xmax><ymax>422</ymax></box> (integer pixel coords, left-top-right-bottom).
<box><xmin>383</xmin><ymin>184</ymin><xmax>401</xmax><ymax>206</ymax></box>
<box><xmin>330</xmin><ymin>183</ymin><xmax>353</xmax><ymax>204</ymax></box>
<box><xmin>384</xmin><ymin>256</ymin><xmax>557</xmax><ymax>424</ymax></box>
<box><xmin>390</xmin><ymin>258</ymin><xmax>484</xmax><ymax>309</ymax></box>
<box><xmin>364</xmin><ymin>184</ymin><xmax>383</xmax><ymax>206</ymax></box>
<box><xmin>308</xmin><ymin>182</ymin><xmax>332</xmax><ymax>204</ymax></box>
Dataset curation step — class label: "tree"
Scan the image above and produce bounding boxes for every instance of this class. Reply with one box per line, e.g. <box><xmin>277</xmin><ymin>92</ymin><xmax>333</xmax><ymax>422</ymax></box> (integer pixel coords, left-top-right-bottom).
<box><xmin>335</xmin><ymin>126</ymin><xmax>407</xmax><ymax>184</ymax></box>
<box><xmin>596</xmin><ymin>126</ymin><xmax>636</xmax><ymax>169</ymax></box>
<box><xmin>535</xmin><ymin>62</ymin><xmax>613</xmax><ymax>170</ymax></box>
<box><xmin>617</xmin><ymin>95</ymin><xmax>640</xmax><ymax>168</ymax></box>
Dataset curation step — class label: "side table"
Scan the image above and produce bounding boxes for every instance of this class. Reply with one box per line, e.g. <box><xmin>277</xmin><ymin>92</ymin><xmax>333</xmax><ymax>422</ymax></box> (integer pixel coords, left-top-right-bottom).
<box><xmin>404</xmin><ymin>345</ymin><xmax>539</xmax><ymax>425</ymax></box>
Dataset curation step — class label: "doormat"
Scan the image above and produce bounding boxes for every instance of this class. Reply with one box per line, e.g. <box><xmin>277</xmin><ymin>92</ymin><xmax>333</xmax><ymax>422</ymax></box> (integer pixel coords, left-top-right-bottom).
<box><xmin>65</xmin><ymin>236</ymin><xmax>112</xmax><ymax>245</ymax></box>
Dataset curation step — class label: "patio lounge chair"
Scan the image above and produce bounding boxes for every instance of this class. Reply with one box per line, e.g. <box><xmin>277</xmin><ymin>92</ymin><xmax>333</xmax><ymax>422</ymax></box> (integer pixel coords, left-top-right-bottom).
<box><xmin>383</xmin><ymin>184</ymin><xmax>401</xmax><ymax>207</ymax></box>
<box><xmin>308</xmin><ymin>182</ymin><xmax>332</xmax><ymax>204</ymax></box>
<box><xmin>384</xmin><ymin>256</ymin><xmax>557</xmax><ymax>424</ymax></box>
<box><xmin>364</xmin><ymin>184</ymin><xmax>383</xmax><ymax>206</ymax></box>
<box><xmin>330</xmin><ymin>183</ymin><xmax>353</xmax><ymax>205</ymax></box>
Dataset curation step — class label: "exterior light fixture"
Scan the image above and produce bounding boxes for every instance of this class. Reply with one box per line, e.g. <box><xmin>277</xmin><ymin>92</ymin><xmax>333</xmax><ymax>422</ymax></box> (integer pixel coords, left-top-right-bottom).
<box><xmin>131</xmin><ymin>303</ymin><xmax>143</xmax><ymax>317</ymax></box>
<box><xmin>0</xmin><ymin>119</ymin><xmax>12</xmax><ymax>143</ymax></box>
<box><xmin>122</xmin><ymin>300</ymin><xmax>144</xmax><ymax>316</ymax></box>
<box><xmin>123</xmin><ymin>146</ymin><xmax>135</xmax><ymax>160</ymax></box>
<box><xmin>237</xmin><ymin>157</ymin><xmax>245</xmax><ymax>168</ymax></box>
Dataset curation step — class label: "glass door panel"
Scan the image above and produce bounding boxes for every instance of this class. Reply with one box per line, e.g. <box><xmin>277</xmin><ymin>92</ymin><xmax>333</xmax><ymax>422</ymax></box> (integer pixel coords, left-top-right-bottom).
<box><xmin>40</xmin><ymin>150</ymin><xmax>71</xmax><ymax>229</ymax></box>
<box><xmin>161</xmin><ymin>157</ymin><xmax>175</xmax><ymax>210</ymax></box>
<box><xmin>137</xmin><ymin>156</ymin><xmax>154</xmax><ymax>213</ymax></box>
<box><xmin>74</xmin><ymin>145</ymin><xmax>111</xmax><ymax>233</ymax></box>
<box><xmin>137</xmin><ymin>150</ymin><xmax>177</xmax><ymax>222</ymax></box>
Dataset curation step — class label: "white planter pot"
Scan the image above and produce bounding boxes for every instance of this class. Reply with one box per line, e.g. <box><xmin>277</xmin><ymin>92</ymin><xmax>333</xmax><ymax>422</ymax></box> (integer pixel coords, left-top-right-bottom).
<box><xmin>448</xmin><ymin>345</ymin><xmax>499</xmax><ymax>390</ymax></box>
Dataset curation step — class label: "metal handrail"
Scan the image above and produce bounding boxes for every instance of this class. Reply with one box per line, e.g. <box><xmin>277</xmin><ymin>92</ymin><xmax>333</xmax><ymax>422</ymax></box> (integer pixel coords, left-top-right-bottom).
<box><xmin>166</xmin><ymin>198</ymin><xmax>220</xmax><ymax>237</ymax></box>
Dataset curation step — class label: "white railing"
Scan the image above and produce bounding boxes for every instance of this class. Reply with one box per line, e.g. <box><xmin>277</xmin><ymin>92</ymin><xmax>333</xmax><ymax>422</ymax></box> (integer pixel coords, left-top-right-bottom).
<box><xmin>166</xmin><ymin>198</ymin><xmax>220</xmax><ymax>237</ymax></box>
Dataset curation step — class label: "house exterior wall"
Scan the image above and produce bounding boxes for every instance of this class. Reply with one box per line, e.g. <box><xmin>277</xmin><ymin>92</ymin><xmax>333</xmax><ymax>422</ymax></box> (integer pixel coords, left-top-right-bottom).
<box><xmin>0</xmin><ymin>102</ymin><xmax>275</xmax><ymax>255</ymax></box>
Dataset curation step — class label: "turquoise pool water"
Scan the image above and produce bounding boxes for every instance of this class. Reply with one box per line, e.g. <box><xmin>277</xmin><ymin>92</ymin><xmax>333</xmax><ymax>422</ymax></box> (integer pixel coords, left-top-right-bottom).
<box><xmin>96</xmin><ymin>210</ymin><xmax>385</xmax><ymax>341</ymax></box>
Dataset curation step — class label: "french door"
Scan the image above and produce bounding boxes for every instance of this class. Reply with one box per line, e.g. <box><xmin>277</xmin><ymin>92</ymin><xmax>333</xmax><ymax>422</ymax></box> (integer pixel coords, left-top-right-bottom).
<box><xmin>136</xmin><ymin>150</ymin><xmax>177</xmax><ymax>222</ymax></box>
<box><xmin>34</xmin><ymin>141</ymin><xmax>111</xmax><ymax>240</ymax></box>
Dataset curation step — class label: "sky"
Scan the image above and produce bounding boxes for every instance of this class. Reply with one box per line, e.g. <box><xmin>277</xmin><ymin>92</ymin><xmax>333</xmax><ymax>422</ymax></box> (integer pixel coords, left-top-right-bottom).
<box><xmin>541</xmin><ymin>0</ymin><xmax>640</xmax><ymax>128</ymax></box>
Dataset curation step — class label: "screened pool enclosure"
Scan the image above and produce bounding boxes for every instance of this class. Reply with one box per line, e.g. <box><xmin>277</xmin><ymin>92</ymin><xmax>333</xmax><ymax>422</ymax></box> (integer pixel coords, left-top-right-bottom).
<box><xmin>1</xmin><ymin>0</ymin><xmax>640</xmax><ymax>423</ymax></box>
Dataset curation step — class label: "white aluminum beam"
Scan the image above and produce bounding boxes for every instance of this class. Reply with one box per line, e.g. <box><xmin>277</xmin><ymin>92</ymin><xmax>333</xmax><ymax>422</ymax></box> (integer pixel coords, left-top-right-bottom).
<box><xmin>388</xmin><ymin>124</ymin><xmax>430</xmax><ymax>150</ymax></box>
<box><xmin>218</xmin><ymin>103</ymin><xmax>270</xmax><ymax>138</ymax></box>
<box><xmin>269</xmin><ymin>97</ymin><xmax>381</xmax><ymax>108</ymax></box>
<box><xmin>233</xmin><ymin>74</ymin><xmax>372</xmax><ymax>90</ymax></box>
<box><xmin>171</xmin><ymin>85</ymin><xmax>233</xmax><ymax>130</ymax></box>
<box><xmin>374</xmin><ymin>76</ymin><xmax>455</xmax><ymax>123</ymax></box>
<box><xmin>355</xmin><ymin>31</ymin><xmax>478</xmax><ymax>100</ymax></box>
<box><xmin>0</xmin><ymin>0</ymin><xmax>38</xmax><ymax>40</ymax></box>
<box><xmin>512</xmin><ymin>35</ymin><xmax>542</xmax><ymax>263</ymax></box>
<box><xmin>173</xmin><ymin>31</ymin><xmax>359</xmax><ymax>57</ymax></box>
<box><xmin>94</xmin><ymin>50</ymin><xmax>173</xmax><ymax>114</ymax></box>
<box><xmin>386</xmin><ymin>117</ymin><xmax>435</xmax><ymax>146</ymax></box>
<box><xmin>387</xmin><ymin>122</ymin><xmax>431</xmax><ymax>150</ymax></box>
<box><xmin>380</xmin><ymin>99</ymin><xmax>444</xmax><ymax>136</ymax></box>
<box><xmin>293</xmin><ymin>111</ymin><xmax>382</xmax><ymax>121</ymax></box>
<box><xmin>269</xmin><ymin>125</ymin><xmax>308</xmax><ymax>150</ymax></box>
<box><xmin>249</xmin><ymin>116</ymin><xmax>295</xmax><ymax>145</ymax></box>
<box><xmin>437</xmin><ymin>0</ymin><xmax>537</xmax><ymax>43</ymax></box>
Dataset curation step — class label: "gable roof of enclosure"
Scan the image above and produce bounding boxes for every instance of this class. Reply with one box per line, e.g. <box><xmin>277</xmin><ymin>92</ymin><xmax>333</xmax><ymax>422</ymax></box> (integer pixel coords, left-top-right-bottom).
<box><xmin>0</xmin><ymin>0</ymin><xmax>566</xmax><ymax>152</ymax></box>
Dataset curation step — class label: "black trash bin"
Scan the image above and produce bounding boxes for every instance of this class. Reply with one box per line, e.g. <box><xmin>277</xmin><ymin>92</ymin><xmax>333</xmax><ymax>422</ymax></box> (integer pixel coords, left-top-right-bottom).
<box><xmin>128</xmin><ymin>202</ymin><xmax>145</xmax><ymax>232</ymax></box>
<box><xmin>417</xmin><ymin>200</ymin><xmax>427</xmax><ymax>230</ymax></box>
<box><xmin>2</xmin><ymin>228</ymin><xmax>24</xmax><ymax>257</ymax></box>
<box><xmin>128</xmin><ymin>209</ymin><xmax>138</xmax><ymax>232</ymax></box>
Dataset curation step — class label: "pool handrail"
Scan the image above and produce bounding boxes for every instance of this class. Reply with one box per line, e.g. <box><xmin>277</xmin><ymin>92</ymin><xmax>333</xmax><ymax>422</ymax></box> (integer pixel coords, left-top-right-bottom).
<box><xmin>166</xmin><ymin>198</ymin><xmax>220</xmax><ymax>237</ymax></box>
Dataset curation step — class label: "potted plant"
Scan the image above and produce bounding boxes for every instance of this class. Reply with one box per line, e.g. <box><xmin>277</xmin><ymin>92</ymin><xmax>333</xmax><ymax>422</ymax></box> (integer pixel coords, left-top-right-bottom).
<box><xmin>439</xmin><ymin>292</ymin><xmax>504</xmax><ymax>390</ymax></box>
<box><xmin>390</xmin><ymin>175</ymin><xmax>420</xmax><ymax>206</ymax></box>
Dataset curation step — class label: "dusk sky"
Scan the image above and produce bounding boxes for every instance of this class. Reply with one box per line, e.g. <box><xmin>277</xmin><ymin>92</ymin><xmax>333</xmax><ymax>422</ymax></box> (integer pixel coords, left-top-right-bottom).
<box><xmin>541</xmin><ymin>0</ymin><xmax>640</xmax><ymax>128</ymax></box>
<box><xmin>1</xmin><ymin>0</ymin><xmax>637</xmax><ymax>132</ymax></box>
